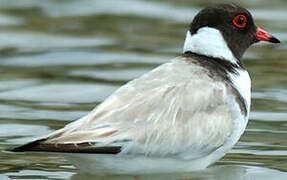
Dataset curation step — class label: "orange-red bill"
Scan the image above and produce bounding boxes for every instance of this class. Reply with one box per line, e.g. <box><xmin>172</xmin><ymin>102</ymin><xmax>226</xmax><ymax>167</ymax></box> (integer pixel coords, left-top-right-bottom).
<box><xmin>256</xmin><ymin>28</ymin><xmax>280</xmax><ymax>43</ymax></box>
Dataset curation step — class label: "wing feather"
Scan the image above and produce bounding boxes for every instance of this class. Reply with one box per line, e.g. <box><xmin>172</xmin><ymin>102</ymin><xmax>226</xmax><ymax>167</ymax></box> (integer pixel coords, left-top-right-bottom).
<box><xmin>10</xmin><ymin>57</ymin><xmax>235</xmax><ymax>159</ymax></box>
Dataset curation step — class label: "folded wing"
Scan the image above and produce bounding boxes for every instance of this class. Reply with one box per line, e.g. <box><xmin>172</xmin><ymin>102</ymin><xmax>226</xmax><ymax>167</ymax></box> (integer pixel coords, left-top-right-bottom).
<box><xmin>10</xmin><ymin>57</ymin><xmax>234</xmax><ymax>159</ymax></box>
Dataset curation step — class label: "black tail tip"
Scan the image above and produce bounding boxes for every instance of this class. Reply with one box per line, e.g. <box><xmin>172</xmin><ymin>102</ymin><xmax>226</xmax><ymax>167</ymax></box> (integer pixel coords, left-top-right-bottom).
<box><xmin>4</xmin><ymin>146</ymin><xmax>26</xmax><ymax>153</ymax></box>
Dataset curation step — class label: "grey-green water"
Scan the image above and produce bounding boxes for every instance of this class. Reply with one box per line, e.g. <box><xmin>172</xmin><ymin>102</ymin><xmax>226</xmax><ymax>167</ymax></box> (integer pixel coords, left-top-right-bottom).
<box><xmin>0</xmin><ymin>0</ymin><xmax>286</xmax><ymax>179</ymax></box>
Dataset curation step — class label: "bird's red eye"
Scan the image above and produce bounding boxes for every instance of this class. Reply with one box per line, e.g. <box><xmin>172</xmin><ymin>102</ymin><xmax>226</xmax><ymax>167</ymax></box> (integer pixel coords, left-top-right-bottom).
<box><xmin>232</xmin><ymin>14</ymin><xmax>247</xmax><ymax>28</ymax></box>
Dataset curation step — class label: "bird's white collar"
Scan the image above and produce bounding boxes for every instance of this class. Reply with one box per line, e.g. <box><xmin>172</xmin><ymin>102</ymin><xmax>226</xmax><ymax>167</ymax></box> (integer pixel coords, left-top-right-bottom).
<box><xmin>183</xmin><ymin>27</ymin><xmax>238</xmax><ymax>64</ymax></box>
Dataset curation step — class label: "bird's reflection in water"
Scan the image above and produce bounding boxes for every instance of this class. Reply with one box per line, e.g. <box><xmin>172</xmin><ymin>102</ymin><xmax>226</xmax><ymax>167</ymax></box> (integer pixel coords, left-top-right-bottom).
<box><xmin>71</xmin><ymin>165</ymin><xmax>247</xmax><ymax>180</ymax></box>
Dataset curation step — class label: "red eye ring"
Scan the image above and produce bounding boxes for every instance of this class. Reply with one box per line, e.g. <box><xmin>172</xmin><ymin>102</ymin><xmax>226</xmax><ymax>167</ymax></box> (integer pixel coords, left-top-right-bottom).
<box><xmin>232</xmin><ymin>14</ymin><xmax>247</xmax><ymax>28</ymax></box>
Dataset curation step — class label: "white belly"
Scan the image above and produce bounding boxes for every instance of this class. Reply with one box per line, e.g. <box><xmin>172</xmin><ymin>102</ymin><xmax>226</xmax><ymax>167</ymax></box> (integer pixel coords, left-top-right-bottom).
<box><xmin>64</xmin><ymin>153</ymin><xmax>220</xmax><ymax>175</ymax></box>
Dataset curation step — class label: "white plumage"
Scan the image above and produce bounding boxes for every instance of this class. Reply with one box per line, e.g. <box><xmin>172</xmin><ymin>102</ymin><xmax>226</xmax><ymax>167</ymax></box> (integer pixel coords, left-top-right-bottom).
<box><xmin>41</xmin><ymin>54</ymin><xmax>250</xmax><ymax>174</ymax></box>
<box><xmin>183</xmin><ymin>27</ymin><xmax>238</xmax><ymax>64</ymax></box>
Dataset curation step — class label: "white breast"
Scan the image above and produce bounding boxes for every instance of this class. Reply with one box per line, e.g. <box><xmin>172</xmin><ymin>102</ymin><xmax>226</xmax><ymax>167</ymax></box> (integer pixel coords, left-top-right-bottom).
<box><xmin>229</xmin><ymin>69</ymin><xmax>251</xmax><ymax>117</ymax></box>
<box><xmin>183</xmin><ymin>26</ymin><xmax>251</xmax><ymax>118</ymax></box>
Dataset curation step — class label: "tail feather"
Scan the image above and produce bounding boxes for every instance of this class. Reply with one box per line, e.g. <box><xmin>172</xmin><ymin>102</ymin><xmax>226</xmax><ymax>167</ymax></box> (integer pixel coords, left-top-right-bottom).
<box><xmin>7</xmin><ymin>139</ymin><xmax>121</xmax><ymax>154</ymax></box>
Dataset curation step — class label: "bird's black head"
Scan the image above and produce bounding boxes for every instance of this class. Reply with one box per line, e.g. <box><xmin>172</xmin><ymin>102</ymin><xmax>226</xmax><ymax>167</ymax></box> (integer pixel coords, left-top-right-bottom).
<box><xmin>189</xmin><ymin>3</ymin><xmax>280</xmax><ymax>60</ymax></box>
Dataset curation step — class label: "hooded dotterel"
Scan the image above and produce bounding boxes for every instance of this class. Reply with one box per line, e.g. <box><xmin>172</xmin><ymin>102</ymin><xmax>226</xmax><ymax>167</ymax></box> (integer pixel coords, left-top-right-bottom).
<box><xmin>8</xmin><ymin>3</ymin><xmax>280</xmax><ymax>175</ymax></box>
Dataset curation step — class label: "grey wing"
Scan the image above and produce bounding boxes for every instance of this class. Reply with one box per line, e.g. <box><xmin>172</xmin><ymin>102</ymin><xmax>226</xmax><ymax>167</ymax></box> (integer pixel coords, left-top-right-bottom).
<box><xmin>10</xmin><ymin>57</ymin><xmax>234</xmax><ymax>159</ymax></box>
